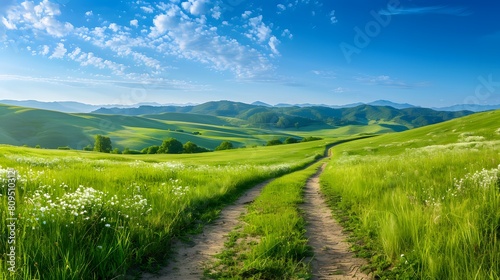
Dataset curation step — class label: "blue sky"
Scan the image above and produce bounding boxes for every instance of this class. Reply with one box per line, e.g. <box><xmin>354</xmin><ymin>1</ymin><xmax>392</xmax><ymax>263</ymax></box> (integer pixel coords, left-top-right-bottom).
<box><xmin>0</xmin><ymin>0</ymin><xmax>499</xmax><ymax>107</ymax></box>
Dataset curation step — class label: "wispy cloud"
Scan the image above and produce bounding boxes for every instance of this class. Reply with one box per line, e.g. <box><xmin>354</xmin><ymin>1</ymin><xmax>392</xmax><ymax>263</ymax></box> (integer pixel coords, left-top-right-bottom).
<box><xmin>0</xmin><ymin>74</ymin><xmax>209</xmax><ymax>91</ymax></box>
<box><xmin>379</xmin><ymin>6</ymin><xmax>472</xmax><ymax>17</ymax></box>
<box><xmin>312</xmin><ymin>70</ymin><xmax>336</xmax><ymax>79</ymax></box>
<box><xmin>355</xmin><ymin>75</ymin><xmax>430</xmax><ymax>89</ymax></box>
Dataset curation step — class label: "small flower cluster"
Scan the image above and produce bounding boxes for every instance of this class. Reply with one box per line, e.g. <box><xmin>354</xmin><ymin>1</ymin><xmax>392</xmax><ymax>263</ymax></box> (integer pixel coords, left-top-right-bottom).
<box><xmin>0</xmin><ymin>166</ymin><xmax>23</xmax><ymax>190</ymax></box>
<box><xmin>27</xmin><ymin>183</ymin><xmax>152</xmax><ymax>229</ymax></box>
<box><xmin>161</xmin><ymin>178</ymin><xmax>190</xmax><ymax>197</ymax></box>
<box><xmin>454</xmin><ymin>164</ymin><xmax>500</xmax><ymax>191</ymax></box>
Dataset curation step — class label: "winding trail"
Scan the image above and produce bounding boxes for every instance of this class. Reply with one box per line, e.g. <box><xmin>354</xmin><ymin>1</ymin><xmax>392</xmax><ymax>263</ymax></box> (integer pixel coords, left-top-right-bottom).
<box><xmin>302</xmin><ymin>164</ymin><xmax>371</xmax><ymax>279</ymax></box>
<box><xmin>141</xmin><ymin>180</ymin><xmax>272</xmax><ymax>280</ymax></box>
<box><xmin>142</xmin><ymin>156</ymin><xmax>371</xmax><ymax>279</ymax></box>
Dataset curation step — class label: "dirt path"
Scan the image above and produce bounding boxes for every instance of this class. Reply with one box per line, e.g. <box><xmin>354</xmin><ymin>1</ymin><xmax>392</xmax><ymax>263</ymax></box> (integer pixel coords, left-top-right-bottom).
<box><xmin>141</xmin><ymin>180</ymin><xmax>271</xmax><ymax>280</ymax></box>
<box><xmin>302</xmin><ymin>164</ymin><xmax>371</xmax><ymax>280</ymax></box>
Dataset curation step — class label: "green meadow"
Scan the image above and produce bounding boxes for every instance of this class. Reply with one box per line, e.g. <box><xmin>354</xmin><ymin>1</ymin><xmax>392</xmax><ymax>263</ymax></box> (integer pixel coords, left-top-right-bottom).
<box><xmin>0</xmin><ymin>140</ymin><xmax>328</xmax><ymax>279</ymax></box>
<box><xmin>321</xmin><ymin>109</ymin><xmax>500</xmax><ymax>278</ymax></box>
<box><xmin>1</xmin><ymin>102</ymin><xmax>499</xmax><ymax>279</ymax></box>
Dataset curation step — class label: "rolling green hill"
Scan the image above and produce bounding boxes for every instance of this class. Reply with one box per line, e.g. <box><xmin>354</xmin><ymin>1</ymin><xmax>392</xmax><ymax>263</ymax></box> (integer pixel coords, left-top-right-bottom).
<box><xmin>0</xmin><ymin>101</ymin><xmax>476</xmax><ymax>151</ymax></box>
<box><xmin>0</xmin><ymin>104</ymin><xmax>314</xmax><ymax>150</ymax></box>
<box><xmin>331</xmin><ymin>109</ymin><xmax>500</xmax><ymax>156</ymax></box>
<box><xmin>93</xmin><ymin>101</ymin><xmax>472</xmax><ymax>129</ymax></box>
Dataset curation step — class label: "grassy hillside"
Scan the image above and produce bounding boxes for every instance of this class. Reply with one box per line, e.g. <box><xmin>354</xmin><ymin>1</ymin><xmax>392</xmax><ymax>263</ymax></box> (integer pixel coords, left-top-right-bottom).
<box><xmin>333</xmin><ymin>109</ymin><xmax>500</xmax><ymax>156</ymax></box>
<box><xmin>321</xmin><ymin>109</ymin><xmax>500</xmax><ymax>279</ymax></box>
<box><xmin>0</xmin><ymin>104</ymin><xmax>315</xmax><ymax>150</ymax></box>
<box><xmin>0</xmin><ymin>103</ymin><xmax>422</xmax><ymax>150</ymax></box>
<box><xmin>0</xmin><ymin>101</ymin><xmax>474</xmax><ymax>151</ymax></box>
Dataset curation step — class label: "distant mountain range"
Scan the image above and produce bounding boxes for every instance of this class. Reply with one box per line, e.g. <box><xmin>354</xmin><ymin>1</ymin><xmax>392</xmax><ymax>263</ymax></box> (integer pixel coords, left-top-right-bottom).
<box><xmin>0</xmin><ymin>100</ymin><xmax>196</xmax><ymax>113</ymax></box>
<box><xmin>89</xmin><ymin>100</ymin><xmax>473</xmax><ymax>131</ymax></box>
<box><xmin>1</xmin><ymin>99</ymin><xmax>499</xmax><ymax>114</ymax></box>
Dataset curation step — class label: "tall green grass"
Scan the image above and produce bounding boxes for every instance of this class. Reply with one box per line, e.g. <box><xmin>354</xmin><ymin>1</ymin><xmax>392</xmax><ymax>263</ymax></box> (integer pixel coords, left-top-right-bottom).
<box><xmin>321</xmin><ymin>142</ymin><xmax>500</xmax><ymax>279</ymax></box>
<box><xmin>0</xmin><ymin>142</ymin><xmax>326</xmax><ymax>279</ymax></box>
<box><xmin>207</xmin><ymin>161</ymin><xmax>325</xmax><ymax>279</ymax></box>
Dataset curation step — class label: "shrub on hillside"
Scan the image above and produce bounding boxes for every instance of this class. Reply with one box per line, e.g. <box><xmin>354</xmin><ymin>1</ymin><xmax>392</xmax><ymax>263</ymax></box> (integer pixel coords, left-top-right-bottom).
<box><xmin>122</xmin><ymin>148</ymin><xmax>142</xmax><ymax>155</ymax></box>
<box><xmin>215</xmin><ymin>141</ymin><xmax>234</xmax><ymax>151</ymax></box>
<box><xmin>284</xmin><ymin>137</ymin><xmax>299</xmax><ymax>144</ymax></box>
<box><xmin>266</xmin><ymin>139</ymin><xmax>283</xmax><ymax>146</ymax></box>
<box><xmin>183</xmin><ymin>141</ymin><xmax>210</xmax><ymax>153</ymax></box>
<box><xmin>301</xmin><ymin>136</ymin><xmax>322</xmax><ymax>142</ymax></box>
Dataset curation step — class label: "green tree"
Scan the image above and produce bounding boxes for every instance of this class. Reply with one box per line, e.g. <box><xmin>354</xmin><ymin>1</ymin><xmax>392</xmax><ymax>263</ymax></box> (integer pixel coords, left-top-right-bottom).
<box><xmin>141</xmin><ymin>145</ymin><xmax>160</xmax><ymax>154</ymax></box>
<box><xmin>284</xmin><ymin>137</ymin><xmax>299</xmax><ymax>144</ymax></box>
<box><xmin>266</xmin><ymin>139</ymin><xmax>283</xmax><ymax>146</ymax></box>
<box><xmin>183</xmin><ymin>141</ymin><xmax>198</xmax><ymax>153</ymax></box>
<box><xmin>215</xmin><ymin>141</ymin><xmax>234</xmax><ymax>151</ymax></box>
<box><xmin>93</xmin><ymin>135</ymin><xmax>112</xmax><ymax>153</ymax></box>
<box><xmin>111</xmin><ymin>148</ymin><xmax>120</xmax><ymax>154</ymax></box>
<box><xmin>83</xmin><ymin>144</ymin><xmax>93</xmax><ymax>151</ymax></box>
<box><xmin>148</xmin><ymin>145</ymin><xmax>160</xmax><ymax>154</ymax></box>
<box><xmin>158</xmin><ymin>138</ymin><xmax>183</xmax><ymax>154</ymax></box>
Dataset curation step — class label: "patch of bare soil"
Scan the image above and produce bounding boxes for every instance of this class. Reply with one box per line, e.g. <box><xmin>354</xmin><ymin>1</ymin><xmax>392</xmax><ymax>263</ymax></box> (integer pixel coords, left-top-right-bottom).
<box><xmin>141</xmin><ymin>180</ymin><xmax>271</xmax><ymax>280</ymax></box>
<box><xmin>302</xmin><ymin>164</ymin><xmax>371</xmax><ymax>280</ymax></box>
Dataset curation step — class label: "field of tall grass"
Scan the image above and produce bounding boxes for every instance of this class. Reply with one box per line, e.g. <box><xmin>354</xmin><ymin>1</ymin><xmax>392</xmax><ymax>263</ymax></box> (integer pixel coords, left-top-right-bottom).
<box><xmin>0</xmin><ymin>141</ymin><xmax>327</xmax><ymax>279</ymax></box>
<box><xmin>321</xmin><ymin>117</ymin><xmax>500</xmax><ymax>278</ymax></box>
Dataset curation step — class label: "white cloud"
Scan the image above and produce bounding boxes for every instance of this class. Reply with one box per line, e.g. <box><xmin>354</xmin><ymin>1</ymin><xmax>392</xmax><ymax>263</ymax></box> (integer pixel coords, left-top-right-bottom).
<box><xmin>269</xmin><ymin>36</ymin><xmax>280</xmax><ymax>55</ymax></box>
<box><xmin>246</xmin><ymin>15</ymin><xmax>272</xmax><ymax>43</ymax></box>
<box><xmin>68</xmin><ymin>47</ymin><xmax>81</xmax><ymax>59</ymax></box>
<box><xmin>242</xmin><ymin>10</ymin><xmax>252</xmax><ymax>19</ymax></box>
<box><xmin>1</xmin><ymin>16</ymin><xmax>16</xmax><ymax>29</ymax></box>
<box><xmin>211</xmin><ymin>5</ymin><xmax>221</xmax><ymax>20</ymax></box>
<box><xmin>109</xmin><ymin>23</ymin><xmax>119</xmax><ymax>32</ymax></box>
<box><xmin>150</xmin><ymin>5</ymin><xmax>182</xmax><ymax>36</ymax></box>
<box><xmin>140</xmin><ymin>6</ymin><xmax>154</xmax><ymax>13</ymax></box>
<box><xmin>181</xmin><ymin>0</ymin><xmax>208</xmax><ymax>16</ymax></box>
<box><xmin>330</xmin><ymin>10</ymin><xmax>338</xmax><ymax>24</ymax></box>
<box><xmin>130</xmin><ymin>19</ymin><xmax>139</xmax><ymax>27</ymax></box>
<box><xmin>70</xmin><ymin>49</ymin><xmax>126</xmax><ymax>75</ymax></box>
<box><xmin>49</xmin><ymin>42</ymin><xmax>66</xmax><ymax>59</ymax></box>
<box><xmin>4</xmin><ymin>0</ymin><xmax>74</xmax><ymax>37</ymax></box>
<box><xmin>379</xmin><ymin>6</ymin><xmax>472</xmax><ymax>17</ymax></box>
<box><xmin>281</xmin><ymin>29</ymin><xmax>293</xmax><ymax>39</ymax></box>
<box><xmin>150</xmin><ymin>5</ymin><xmax>273</xmax><ymax>78</ymax></box>
<box><xmin>277</xmin><ymin>4</ymin><xmax>286</xmax><ymax>13</ymax></box>
<box><xmin>40</xmin><ymin>45</ymin><xmax>50</xmax><ymax>56</ymax></box>
<box><xmin>85</xmin><ymin>11</ymin><xmax>93</xmax><ymax>16</ymax></box>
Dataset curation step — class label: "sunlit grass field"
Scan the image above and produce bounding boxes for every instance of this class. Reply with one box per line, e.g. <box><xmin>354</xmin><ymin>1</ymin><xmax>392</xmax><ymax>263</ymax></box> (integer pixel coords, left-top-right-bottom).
<box><xmin>321</xmin><ymin>110</ymin><xmax>500</xmax><ymax>279</ymax></box>
<box><xmin>0</xmin><ymin>140</ymin><xmax>329</xmax><ymax>279</ymax></box>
